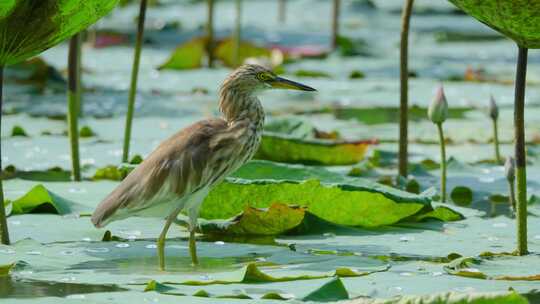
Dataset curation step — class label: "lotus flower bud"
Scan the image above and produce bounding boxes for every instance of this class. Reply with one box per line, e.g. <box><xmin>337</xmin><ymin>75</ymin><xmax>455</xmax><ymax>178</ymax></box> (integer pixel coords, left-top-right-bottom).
<box><xmin>428</xmin><ymin>85</ymin><xmax>448</xmax><ymax>124</ymax></box>
<box><xmin>489</xmin><ymin>95</ymin><xmax>499</xmax><ymax>120</ymax></box>
<box><xmin>505</xmin><ymin>156</ymin><xmax>515</xmax><ymax>182</ymax></box>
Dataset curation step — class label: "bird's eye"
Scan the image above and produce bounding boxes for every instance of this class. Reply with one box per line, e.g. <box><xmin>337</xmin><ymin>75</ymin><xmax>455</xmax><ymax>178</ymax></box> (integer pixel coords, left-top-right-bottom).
<box><xmin>257</xmin><ymin>72</ymin><xmax>273</xmax><ymax>81</ymax></box>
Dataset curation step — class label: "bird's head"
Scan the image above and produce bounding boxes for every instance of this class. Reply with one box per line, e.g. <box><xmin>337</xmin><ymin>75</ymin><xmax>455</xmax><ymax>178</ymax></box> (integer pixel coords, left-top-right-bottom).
<box><xmin>221</xmin><ymin>64</ymin><xmax>316</xmax><ymax>94</ymax></box>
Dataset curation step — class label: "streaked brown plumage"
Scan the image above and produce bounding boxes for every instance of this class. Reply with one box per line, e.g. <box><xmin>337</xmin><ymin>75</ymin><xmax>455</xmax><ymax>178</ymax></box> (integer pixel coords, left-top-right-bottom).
<box><xmin>91</xmin><ymin>64</ymin><xmax>315</xmax><ymax>269</ymax></box>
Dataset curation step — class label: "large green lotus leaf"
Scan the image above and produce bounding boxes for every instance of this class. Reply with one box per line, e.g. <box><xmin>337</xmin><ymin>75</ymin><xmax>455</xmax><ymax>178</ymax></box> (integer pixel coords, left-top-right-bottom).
<box><xmin>5</xmin><ymin>184</ymin><xmax>79</xmax><ymax>215</ymax></box>
<box><xmin>255</xmin><ymin>133</ymin><xmax>373</xmax><ymax>165</ymax></box>
<box><xmin>215</xmin><ymin>38</ymin><xmax>272</xmax><ymax>68</ymax></box>
<box><xmin>0</xmin><ymin>0</ymin><xmax>119</xmax><ymax>65</ymax></box>
<box><xmin>158</xmin><ymin>37</ymin><xmax>205</xmax><ymax>70</ymax></box>
<box><xmin>449</xmin><ymin>0</ymin><xmax>540</xmax><ymax>48</ymax></box>
<box><xmin>200</xmin><ymin>161</ymin><xmax>462</xmax><ymax>227</ymax></box>
<box><xmin>256</xmin><ymin>117</ymin><xmax>372</xmax><ymax>165</ymax></box>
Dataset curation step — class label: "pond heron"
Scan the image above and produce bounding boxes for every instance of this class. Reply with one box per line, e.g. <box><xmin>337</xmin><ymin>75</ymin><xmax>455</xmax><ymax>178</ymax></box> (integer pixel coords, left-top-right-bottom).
<box><xmin>91</xmin><ymin>64</ymin><xmax>316</xmax><ymax>270</ymax></box>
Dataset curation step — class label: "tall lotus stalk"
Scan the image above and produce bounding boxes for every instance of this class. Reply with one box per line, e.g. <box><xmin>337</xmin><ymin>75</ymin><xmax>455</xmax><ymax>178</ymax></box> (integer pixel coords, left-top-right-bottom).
<box><xmin>514</xmin><ymin>46</ymin><xmax>528</xmax><ymax>255</ymax></box>
<box><xmin>77</xmin><ymin>34</ymin><xmax>83</xmax><ymax>117</ymax></box>
<box><xmin>331</xmin><ymin>0</ymin><xmax>340</xmax><ymax>50</ymax></box>
<box><xmin>0</xmin><ymin>67</ymin><xmax>9</xmax><ymax>245</ymax></box>
<box><xmin>488</xmin><ymin>95</ymin><xmax>501</xmax><ymax>163</ymax></box>
<box><xmin>122</xmin><ymin>0</ymin><xmax>147</xmax><ymax>163</ymax></box>
<box><xmin>505</xmin><ymin>156</ymin><xmax>516</xmax><ymax>213</ymax></box>
<box><xmin>278</xmin><ymin>0</ymin><xmax>286</xmax><ymax>24</ymax></box>
<box><xmin>233</xmin><ymin>0</ymin><xmax>242</xmax><ymax>67</ymax></box>
<box><xmin>428</xmin><ymin>86</ymin><xmax>448</xmax><ymax>202</ymax></box>
<box><xmin>206</xmin><ymin>0</ymin><xmax>215</xmax><ymax>68</ymax></box>
<box><xmin>68</xmin><ymin>34</ymin><xmax>82</xmax><ymax>181</ymax></box>
<box><xmin>398</xmin><ymin>0</ymin><xmax>415</xmax><ymax>178</ymax></box>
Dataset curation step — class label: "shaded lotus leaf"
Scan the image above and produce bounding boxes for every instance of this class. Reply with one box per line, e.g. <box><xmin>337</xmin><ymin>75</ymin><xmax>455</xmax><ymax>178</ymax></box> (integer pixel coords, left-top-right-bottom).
<box><xmin>200</xmin><ymin>161</ymin><xmax>463</xmax><ymax>227</ymax></box>
<box><xmin>5</xmin><ymin>57</ymin><xmax>66</xmax><ymax>92</ymax></box>
<box><xmin>264</xmin><ymin>117</ymin><xmax>316</xmax><ymax>139</ymax></box>
<box><xmin>0</xmin><ymin>0</ymin><xmax>119</xmax><ymax>65</ymax></box>
<box><xmin>158</xmin><ymin>37</ymin><xmax>205</xmax><ymax>70</ymax></box>
<box><xmin>1</xmin><ymin>166</ymin><xmax>71</xmax><ymax>182</ymax></box>
<box><xmin>5</xmin><ymin>184</ymin><xmax>78</xmax><ymax>215</ymax></box>
<box><xmin>448</xmin><ymin>0</ymin><xmax>540</xmax><ymax>48</ymax></box>
<box><xmin>451</xmin><ymin>186</ymin><xmax>474</xmax><ymax>206</ymax></box>
<box><xmin>255</xmin><ymin>133</ymin><xmax>373</xmax><ymax>165</ymax></box>
<box><xmin>215</xmin><ymin>38</ymin><xmax>271</xmax><ymax>68</ymax></box>
<box><xmin>444</xmin><ymin>255</ymin><xmax>540</xmax><ymax>281</ymax></box>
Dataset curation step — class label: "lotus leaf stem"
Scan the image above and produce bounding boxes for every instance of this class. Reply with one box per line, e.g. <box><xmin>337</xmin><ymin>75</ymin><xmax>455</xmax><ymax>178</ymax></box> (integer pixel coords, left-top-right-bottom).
<box><xmin>233</xmin><ymin>0</ymin><xmax>242</xmax><ymax>67</ymax></box>
<box><xmin>206</xmin><ymin>0</ymin><xmax>215</xmax><ymax>68</ymax></box>
<box><xmin>0</xmin><ymin>66</ymin><xmax>10</xmax><ymax>245</ymax></box>
<box><xmin>437</xmin><ymin>122</ymin><xmax>447</xmax><ymax>203</ymax></box>
<box><xmin>492</xmin><ymin>118</ymin><xmax>501</xmax><ymax>163</ymax></box>
<box><xmin>122</xmin><ymin>0</ymin><xmax>147</xmax><ymax>163</ymax></box>
<box><xmin>331</xmin><ymin>0</ymin><xmax>340</xmax><ymax>50</ymax></box>
<box><xmin>68</xmin><ymin>34</ymin><xmax>81</xmax><ymax>181</ymax></box>
<box><xmin>514</xmin><ymin>46</ymin><xmax>528</xmax><ymax>255</ymax></box>
<box><xmin>398</xmin><ymin>0</ymin><xmax>414</xmax><ymax>178</ymax></box>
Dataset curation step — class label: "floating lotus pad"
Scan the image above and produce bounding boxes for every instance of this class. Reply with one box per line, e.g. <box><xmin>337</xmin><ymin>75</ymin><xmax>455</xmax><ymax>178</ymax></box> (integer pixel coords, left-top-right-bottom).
<box><xmin>448</xmin><ymin>0</ymin><xmax>540</xmax><ymax>48</ymax></box>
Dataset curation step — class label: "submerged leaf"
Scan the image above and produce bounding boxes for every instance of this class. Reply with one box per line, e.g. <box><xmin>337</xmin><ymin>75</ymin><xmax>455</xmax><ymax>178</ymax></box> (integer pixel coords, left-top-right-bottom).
<box><xmin>445</xmin><ymin>255</ymin><xmax>540</xmax><ymax>281</ymax></box>
<box><xmin>149</xmin><ymin>263</ymin><xmax>386</xmax><ymax>287</ymax></box>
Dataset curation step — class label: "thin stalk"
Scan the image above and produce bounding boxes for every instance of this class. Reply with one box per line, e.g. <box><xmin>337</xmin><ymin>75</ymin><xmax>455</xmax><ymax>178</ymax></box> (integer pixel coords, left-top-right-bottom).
<box><xmin>76</xmin><ymin>33</ymin><xmax>83</xmax><ymax>117</ymax></box>
<box><xmin>508</xmin><ymin>178</ymin><xmax>516</xmax><ymax>213</ymax></box>
<box><xmin>68</xmin><ymin>34</ymin><xmax>81</xmax><ymax>181</ymax></box>
<box><xmin>233</xmin><ymin>0</ymin><xmax>242</xmax><ymax>67</ymax></box>
<box><xmin>437</xmin><ymin>123</ymin><xmax>447</xmax><ymax>203</ymax></box>
<box><xmin>278</xmin><ymin>0</ymin><xmax>286</xmax><ymax>24</ymax></box>
<box><xmin>398</xmin><ymin>0</ymin><xmax>414</xmax><ymax>178</ymax></box>
<box><xmin>492</xmin><ymin>118</ymin><xmax>501</xmax><ymax>163</ymax></box>
<box><xmin>122</xmin><ymin>0</ymin><xmax>147</xmax><ymax>163</ymax></box>
<box><xmin>514</xmin><ymin>46</ymin><xmax>528</xmax><ymax>255</ymax></box>
<box><xmin>331</xmin><ymin>0</ymin><xmax>340</xmax><ymax>50</ymax></box>
<box><xmin>0</xmin><ymin>66</ymin><xmax>10</xmax><ymax>245</ymax></box>
<box><xmin>206</xmin><ymin>0</ymin><xmax>215</xmax><ymax>68</ymax></box>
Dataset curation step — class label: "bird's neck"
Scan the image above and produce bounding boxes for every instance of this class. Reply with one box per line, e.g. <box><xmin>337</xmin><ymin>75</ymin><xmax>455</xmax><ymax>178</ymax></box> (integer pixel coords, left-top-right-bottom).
<box><xmin>219</xmin><ymin>88</ymin><xmax>265</xmax><ymax>129</ymax></box>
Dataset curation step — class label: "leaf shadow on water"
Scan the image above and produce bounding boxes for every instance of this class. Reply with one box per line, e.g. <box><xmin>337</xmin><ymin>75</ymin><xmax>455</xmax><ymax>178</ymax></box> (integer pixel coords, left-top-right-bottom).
<box><xmin>0</xmin><ymin>276</ymin><xmax>127</xmax><ymax>299</ymax></box>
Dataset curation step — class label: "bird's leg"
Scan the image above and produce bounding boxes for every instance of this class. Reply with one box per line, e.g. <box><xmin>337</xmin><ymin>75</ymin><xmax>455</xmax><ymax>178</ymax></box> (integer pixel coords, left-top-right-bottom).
<box><xmin>189</xmin><ymin>229</ymin><xmax>198</xmax><ymax>266</ymax></box>
<box><xmin>157</xmin><ymin>206</ymin><xmax>183</xmax><ymax>271</ymax></box>
<box><xmin>187</xmin><ymin>201</ymin><xmax>203</xmax><ymax>266</ymax></box>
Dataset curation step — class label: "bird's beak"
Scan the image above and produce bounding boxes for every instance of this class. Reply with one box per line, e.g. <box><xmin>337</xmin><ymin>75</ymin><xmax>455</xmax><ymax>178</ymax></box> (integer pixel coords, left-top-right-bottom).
<box><xmin>269</xmin><ymin>76</ymin><xmax>317</xmax><ymax>91</ymax></box>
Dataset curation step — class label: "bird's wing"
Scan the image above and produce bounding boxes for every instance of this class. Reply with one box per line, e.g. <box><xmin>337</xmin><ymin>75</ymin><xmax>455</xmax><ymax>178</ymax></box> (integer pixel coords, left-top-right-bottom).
<box><xmin>91</xmin><ymin>118</ymin><xmax>243</xmax><ymax>227</ymax></box>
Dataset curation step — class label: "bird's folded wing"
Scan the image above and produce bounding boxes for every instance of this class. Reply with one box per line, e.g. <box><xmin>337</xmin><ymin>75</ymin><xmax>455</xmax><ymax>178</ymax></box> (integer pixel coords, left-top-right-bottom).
<box><xmin>91</xmin><ymin>118</ymin><xmax>232</xmax><ymax>227</ymax></box>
